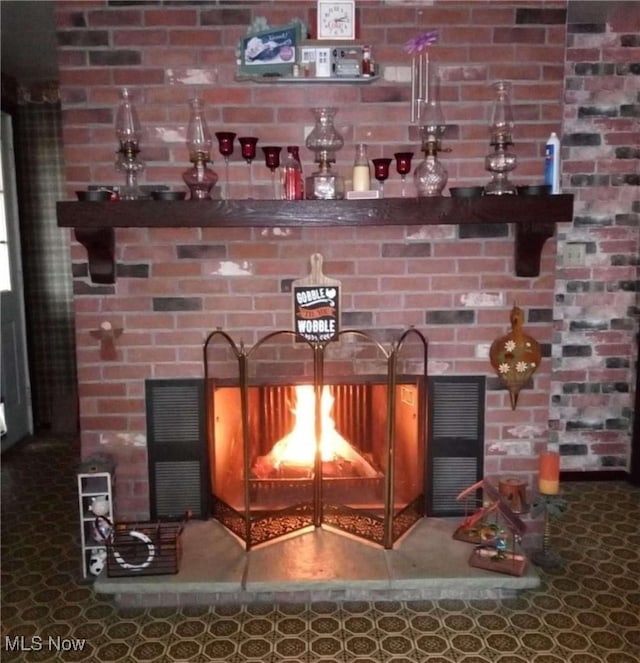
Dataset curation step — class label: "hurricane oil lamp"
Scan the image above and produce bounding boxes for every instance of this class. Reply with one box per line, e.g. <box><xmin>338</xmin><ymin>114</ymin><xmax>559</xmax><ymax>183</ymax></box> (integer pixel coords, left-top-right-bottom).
<box><xmin>182</xmin><ymin>97</ymin><xmax>218</xmax><ymax>200</ymax></box>
<box><xmin>115</xmin><ymin>88</ymin><xmax>144</xmax><ymax>199</ymax></box>
<box><xmin>305</xmin><ymin>107</ymin><xmax>345</xmax><ymax>200</ymax></box>
<box><xmin>413</xmin><ymin>74</ymin><xmax>448</xmax><ymax>197</ymax></box>
<box><xmin>484</xmin><ymin>80</ymin><xmax>517</xmax><ymax>195</ymax></box>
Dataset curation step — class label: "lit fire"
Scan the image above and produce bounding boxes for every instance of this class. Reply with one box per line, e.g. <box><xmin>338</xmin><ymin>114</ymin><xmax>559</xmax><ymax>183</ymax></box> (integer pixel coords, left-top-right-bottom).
<box><xmin>252</xmin><ymin>385</ymin><xmax>379</xmax><ymax>479</ymax></box>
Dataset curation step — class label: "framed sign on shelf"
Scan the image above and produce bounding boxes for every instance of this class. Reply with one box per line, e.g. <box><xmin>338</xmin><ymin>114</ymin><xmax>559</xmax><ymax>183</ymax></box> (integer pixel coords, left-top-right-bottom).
<box><xmin>239</xmin><ymin>22</ymin><xmax>301</xmax><ymax>76</ymax></box>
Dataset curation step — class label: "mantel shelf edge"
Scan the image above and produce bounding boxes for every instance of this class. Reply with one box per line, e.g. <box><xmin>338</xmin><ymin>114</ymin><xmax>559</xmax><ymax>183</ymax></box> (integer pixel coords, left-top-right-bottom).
<box><xmin>57</xmin><ymin>195</ymin><xmax>573</xmax><ymax>284</ymax></box>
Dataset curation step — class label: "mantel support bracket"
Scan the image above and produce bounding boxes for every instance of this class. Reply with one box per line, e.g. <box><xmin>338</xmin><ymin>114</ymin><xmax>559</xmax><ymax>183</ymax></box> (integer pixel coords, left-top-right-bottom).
<box><xmin>72</xmin><ymin>222</ymin><xmax>555</xmax><ymax>284</ymax></box>
<box><xmin>74</xmin><ymin>227</ymin><xmax>115</xmax><ymax>284</ymax></box>
<box><xmin>514</xmin><ymin>221</ymin><xmax>555</xmax><ymax>277</ymax></box>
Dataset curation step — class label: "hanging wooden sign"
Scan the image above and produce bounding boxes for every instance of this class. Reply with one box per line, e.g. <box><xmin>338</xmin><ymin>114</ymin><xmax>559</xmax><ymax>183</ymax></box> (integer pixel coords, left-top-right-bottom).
<box><xmin>292</xmin><ymin>253</ymin><xmax>341</xmax><ymax>343</ymax></box>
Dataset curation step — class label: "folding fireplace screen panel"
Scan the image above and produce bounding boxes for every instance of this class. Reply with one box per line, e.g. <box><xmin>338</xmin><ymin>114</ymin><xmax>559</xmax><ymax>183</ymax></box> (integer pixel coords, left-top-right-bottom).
<box><xmin>427</xmin><ymin>375</ymin><xmax>486</xmax><ymax>517</ymax></box>
<box><xmin>204</xmin><ymin>329</ymin><xmax>429</xmax><ymax>550</ymax></box>
<box><xmin>146</xmin><ymin>379</ymin><xmax>208</xmax><ymax>520</ymax></box>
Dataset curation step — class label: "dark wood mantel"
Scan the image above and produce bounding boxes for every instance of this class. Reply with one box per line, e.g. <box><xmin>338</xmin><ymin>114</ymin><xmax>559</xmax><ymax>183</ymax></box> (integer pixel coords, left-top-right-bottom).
<box><xmin>57</xmin><ymin>195</ymin><xmax>573</xmax><ymax>284</ymax></box>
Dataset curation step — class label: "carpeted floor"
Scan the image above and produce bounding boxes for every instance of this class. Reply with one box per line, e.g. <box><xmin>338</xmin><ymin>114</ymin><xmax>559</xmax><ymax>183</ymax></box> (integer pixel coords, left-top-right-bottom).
<box><xmin>1</xmin><ymin>434</ymin><xmax>639</xmax><ymax>662</ymax></box>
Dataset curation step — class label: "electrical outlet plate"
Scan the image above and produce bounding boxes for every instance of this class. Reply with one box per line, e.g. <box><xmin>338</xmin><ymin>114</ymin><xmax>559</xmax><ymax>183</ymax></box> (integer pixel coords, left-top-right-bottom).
<box><xmin>475</xmin><ymin>343</ymin><xmax>491</xmax><ymax>359</ymax></box>
<box><xmin>564</xmin><ymin>243</ymin><xmax>586</xmax><ymax>267</ymax></box>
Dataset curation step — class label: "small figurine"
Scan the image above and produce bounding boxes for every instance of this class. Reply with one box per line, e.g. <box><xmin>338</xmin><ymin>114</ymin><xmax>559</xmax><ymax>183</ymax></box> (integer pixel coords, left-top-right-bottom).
<box><xmin>90</xmin><ymin>321</ymin><xmax>123</xmax><ymax>361</ymax></box>
<box><xmin>494</xmin><ymin>530</ymin><xmax>507</xmax><ymax>559</ymax></box>
<box><xmin>89</xmin><ymin>495</ymin><xmax>110</xmax><ymax>517</ymax></box>
<box><xmin>88</xmin><ymin>547</ymin><xmax>107</xmax><ymax>576</ymax></box>
<box><xmin>93</xmin><ymin>515</ymin><xmax>113</xmax><ymax>544</ymax></box>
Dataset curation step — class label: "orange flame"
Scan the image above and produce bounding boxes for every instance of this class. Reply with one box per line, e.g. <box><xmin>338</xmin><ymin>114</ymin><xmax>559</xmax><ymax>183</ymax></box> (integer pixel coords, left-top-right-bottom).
<box><xmin>270</xmin><ymin>385</ymin><xmax>339</xmax><ymax>467</ymax></box>
<box><xmin>262</xmin><ymin>385</ymin><xmax>379</xmax><ymax>478</ymax></box>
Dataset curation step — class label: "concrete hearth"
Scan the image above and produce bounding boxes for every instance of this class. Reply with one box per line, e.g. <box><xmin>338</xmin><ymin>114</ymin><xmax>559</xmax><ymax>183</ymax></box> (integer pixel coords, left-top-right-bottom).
<box><xmin>94</xmin><ymin>518</ymin><xmax>539</xmax><ymax>607</ymax></box>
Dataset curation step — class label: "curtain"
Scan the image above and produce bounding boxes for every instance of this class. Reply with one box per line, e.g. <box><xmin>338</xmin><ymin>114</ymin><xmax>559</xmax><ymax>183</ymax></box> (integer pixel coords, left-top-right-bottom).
<box><xmin>14</xmin><ymin>94</ymin><xmax>77</xmax><ymax>432</ymax></box>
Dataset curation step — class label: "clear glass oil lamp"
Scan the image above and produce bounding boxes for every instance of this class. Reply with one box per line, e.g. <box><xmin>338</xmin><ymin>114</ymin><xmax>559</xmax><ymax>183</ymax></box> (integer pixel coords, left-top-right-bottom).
<box><xmin>115</xmin><ymin>88</ymin><xmax>144</xmax><ymax>200</ymax></box>
<box><xmin>413</xmin><ymin>74</ymin><xmax>448</xmax><ymax>197</ymax></box>
<box><xmin>484</xmin><ymin>80</ymin><xmax>517</xmax><ymax>195</ymax></box>
<box><xmin>182</xmin><ymin>97</ymin><xmax>218</xmax><ymax>200</ymax></box>
<box><xmin>305</xmin><ymin>107</ymin><xmax>345</xmax><ymax>200</ymax></box>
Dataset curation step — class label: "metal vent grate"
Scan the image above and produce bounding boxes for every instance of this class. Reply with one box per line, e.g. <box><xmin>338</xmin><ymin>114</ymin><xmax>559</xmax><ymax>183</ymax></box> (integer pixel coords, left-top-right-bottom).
<box><xmin>431</xmin><ymin>457</ymin><xmax>479</xmax><ymax>513</ymax></box>
<box><xmin>146</xmin><ymin>379</ymin><xmax>207</xmax><ymax>519</ymax></box>
<box><xmin>154</xmin><ymin>461</ymin><xmax>202</xmax><ymax>519</ymax></box>
<box><xmin>150</xmin><ymin>384</ymin><xmax>202</xmax><ymax>443</ymax></box>
<box><xmin>432</xmin><ymin>382</ymin><xmax>481</xmax><ymax>439</ymax></box>
<box><xmin>427</xmin><ymin>376</ymin><xmax>485</xmax><ymax>517</ymax></box>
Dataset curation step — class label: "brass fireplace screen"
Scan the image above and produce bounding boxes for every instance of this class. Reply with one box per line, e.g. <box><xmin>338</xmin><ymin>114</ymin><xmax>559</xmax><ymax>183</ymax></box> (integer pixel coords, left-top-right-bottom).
<box><xmin>204</xmin><ymin>329</ymin><xmax>428</xmax><ymax>549</ymax></box>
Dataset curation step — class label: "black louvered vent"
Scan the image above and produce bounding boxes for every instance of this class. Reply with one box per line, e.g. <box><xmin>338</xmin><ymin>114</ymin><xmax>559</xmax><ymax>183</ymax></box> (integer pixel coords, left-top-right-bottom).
<box><xmin>146</xmin><ymin>379</ymin><xmax>207</xmax><ymax>520</ymax></box>
<box><xmin>427</xmin><ymin>376</ymin><xmax>485</xmax><ymax>517</ymax></box>
<box><xmin>154</xmin><ymin>461</ymin><xmax>202</xmax><ymax>518</ymax></box>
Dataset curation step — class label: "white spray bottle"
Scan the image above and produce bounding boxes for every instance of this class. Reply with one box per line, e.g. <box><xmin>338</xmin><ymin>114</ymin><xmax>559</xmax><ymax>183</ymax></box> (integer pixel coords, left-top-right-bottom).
<box><xmin>544</xmin><ymin>132</ymin><xmax>561</xmax><ymax>194</ymax></box>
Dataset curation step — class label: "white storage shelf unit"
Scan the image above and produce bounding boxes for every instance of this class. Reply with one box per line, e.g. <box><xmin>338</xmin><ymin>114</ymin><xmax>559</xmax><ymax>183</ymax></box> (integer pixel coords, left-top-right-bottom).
<box><xmin>77</xmin><ymin>472</ymin><xmax>113</xmax><ymax>578</ymax></box>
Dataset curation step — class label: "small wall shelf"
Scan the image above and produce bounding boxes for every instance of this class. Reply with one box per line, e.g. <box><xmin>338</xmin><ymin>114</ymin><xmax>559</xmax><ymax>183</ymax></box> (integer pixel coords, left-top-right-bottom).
<box><xmin>234</xmin><ymin>74</ymin><xmax>380</xmax><ymax>84</ymax></box>
<box><xmin>57</xmin><ymin>195</ymin><xmax>573</xmax><ymax>284</ymax></box>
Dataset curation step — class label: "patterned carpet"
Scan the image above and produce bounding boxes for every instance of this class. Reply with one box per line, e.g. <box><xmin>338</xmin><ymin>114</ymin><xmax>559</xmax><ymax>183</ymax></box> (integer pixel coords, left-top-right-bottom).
<box><xmin>1</xmin><ymin>435</ymin><xmax>639</xmax><ymax>662</ymax></box>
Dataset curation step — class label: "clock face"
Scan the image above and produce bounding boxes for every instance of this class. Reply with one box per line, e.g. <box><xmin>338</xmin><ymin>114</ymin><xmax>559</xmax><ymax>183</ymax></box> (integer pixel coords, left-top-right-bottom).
<box><xmin>317</xmin><ymin>1</ymin><xmax>356</xmax><ymax>40</ymax></box>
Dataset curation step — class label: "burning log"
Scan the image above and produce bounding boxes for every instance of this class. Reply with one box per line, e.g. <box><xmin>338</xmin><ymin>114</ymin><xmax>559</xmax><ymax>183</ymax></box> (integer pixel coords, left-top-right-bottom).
<box><xmin>251</xmin><ymin>385</ymin><xmax>381</xmax><ymax>480</ymax></box>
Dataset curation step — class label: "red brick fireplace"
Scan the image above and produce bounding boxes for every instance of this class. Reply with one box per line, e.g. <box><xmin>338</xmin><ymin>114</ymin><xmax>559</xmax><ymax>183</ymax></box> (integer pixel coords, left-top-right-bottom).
<box><xmin>54</xmin><ymin>1</ymin><xmax>638</xmax><ymax>526</ymax></box>
<box><xmin>59</xmin><ymin>196</ymin><xmax>568</xmax><ymax>531</ymax></box>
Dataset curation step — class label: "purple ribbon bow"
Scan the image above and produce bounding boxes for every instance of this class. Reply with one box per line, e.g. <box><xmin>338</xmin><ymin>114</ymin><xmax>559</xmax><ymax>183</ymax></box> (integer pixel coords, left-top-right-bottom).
<box><xmin>404</xmin><ymin>30</ymin><xmax>438</xmax><ymax>55</ymax></box>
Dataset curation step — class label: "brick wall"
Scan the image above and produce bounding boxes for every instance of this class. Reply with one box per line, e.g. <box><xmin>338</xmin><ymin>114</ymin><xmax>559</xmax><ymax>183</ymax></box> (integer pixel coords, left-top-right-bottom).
<box><xmin>550</xmin><ymin>1</ymin><xmax>639</xmax><ymax>470</ymax></box>
<box><xmin>55</xmin><ymin>0</ymin><xmax>638</xmax><ymax>521</ymax></box>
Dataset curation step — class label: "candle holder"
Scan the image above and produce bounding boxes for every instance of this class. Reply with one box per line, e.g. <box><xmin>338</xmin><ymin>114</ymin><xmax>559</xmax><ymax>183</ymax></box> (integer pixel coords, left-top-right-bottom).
<box><xmin>215</xmin><ymin>131</ymin><xmax>236</xmax><ymax>199</ymax></box>
<box><xmin>394</xmin><ymin>151</ymin><xmax>414</xmax><ymax>197</ymax></box>
<box><xmin>239</xmin><ymin>136</ymin><xmax>258</xmax><ymax>198</ymax></box>
<box><xmin>262</xmin><ymin>146</ymin><xmax>282</xmax><ymax>199</ymax></box>
<box><xmin>114</xmin><ymin>88</ymin><xmax>144</xmax><ymax>200</ymax></box>
<box><xmin>372</xmin><ymin>158</ymin><xmax>392</xmax><ymax>197</ymax></box>
<box><xmin>530</xmin><ymin>492</ymin><xmax>567</xmax><ymax>569</ymax></box>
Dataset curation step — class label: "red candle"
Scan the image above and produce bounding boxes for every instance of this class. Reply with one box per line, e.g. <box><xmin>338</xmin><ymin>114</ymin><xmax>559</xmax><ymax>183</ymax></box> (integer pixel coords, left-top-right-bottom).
<box><xmin>538</xmin><ymin>451</ymin><xmax>560</xmax><ymax>494</ymax></box>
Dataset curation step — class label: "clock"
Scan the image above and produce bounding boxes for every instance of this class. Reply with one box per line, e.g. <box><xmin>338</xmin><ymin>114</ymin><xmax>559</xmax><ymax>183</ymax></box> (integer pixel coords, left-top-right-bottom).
<box><xmin>317</xmin><ymin>1</ymin><xmax>356</xmax><ymax>40</ymax></box>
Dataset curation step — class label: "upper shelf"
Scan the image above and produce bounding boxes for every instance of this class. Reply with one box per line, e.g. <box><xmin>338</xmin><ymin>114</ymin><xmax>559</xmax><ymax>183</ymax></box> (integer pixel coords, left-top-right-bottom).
<box><xmin>234</xmin><ymin>74</ymin><xmax>380</xmax><ymax>84</ymax></box>
<box><xmin>57</xmin><ymin>195</ymin><xmax>574</xmax><ymax>284</ymax></box>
